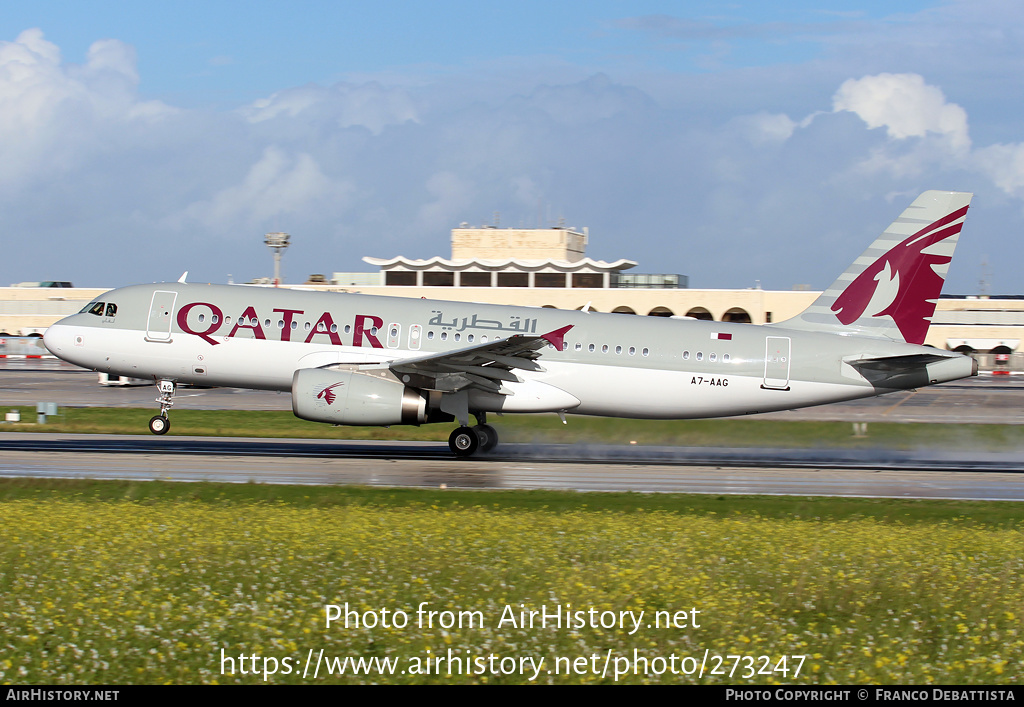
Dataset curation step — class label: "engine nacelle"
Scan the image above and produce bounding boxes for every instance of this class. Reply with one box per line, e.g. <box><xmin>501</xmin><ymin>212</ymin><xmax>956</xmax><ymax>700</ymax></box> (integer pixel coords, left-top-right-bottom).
<box><xmin>292</xmin><ymin>367</ymin><xmax>428</xmax><ymax>426</ymax></box>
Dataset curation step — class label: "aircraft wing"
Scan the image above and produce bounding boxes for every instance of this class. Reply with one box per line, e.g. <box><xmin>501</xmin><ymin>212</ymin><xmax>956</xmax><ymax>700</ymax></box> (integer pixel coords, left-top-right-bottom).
<box><xmin>388</xmin><ymin>325</ymin><xmax>573</xmax><ymax>394</ymax></box>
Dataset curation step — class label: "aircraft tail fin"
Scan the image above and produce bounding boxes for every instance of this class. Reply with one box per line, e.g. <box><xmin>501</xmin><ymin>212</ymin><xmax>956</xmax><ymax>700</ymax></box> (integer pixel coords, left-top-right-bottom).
<box><xmin>778</xmin><ymin>190</ymin><xmax>972</xmax><ymax>344</ymax></box>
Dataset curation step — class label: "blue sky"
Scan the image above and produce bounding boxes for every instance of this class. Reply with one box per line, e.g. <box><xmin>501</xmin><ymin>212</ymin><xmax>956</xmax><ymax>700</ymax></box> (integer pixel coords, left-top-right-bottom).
<box><xmin>2</xmin><ymin>1</ymin><xmax>1023</xmax><ymax>292</ymax></box>
<box><xmin>4</xmin><ymin>1</ymin><xmax>942</xmax><ymax>102</ymax></box>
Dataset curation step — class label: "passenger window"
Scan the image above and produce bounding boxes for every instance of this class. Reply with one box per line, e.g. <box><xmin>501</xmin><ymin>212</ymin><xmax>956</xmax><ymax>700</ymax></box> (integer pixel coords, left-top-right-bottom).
<box><xmin>104</xmin><ymin>303</ymin><xmax>117</xmax><ymax>317</ymax></box>
<box><xmin>709</xmin><ymin>353</ymin><xmax>717</xmax><ymax>362</ymax></box>
<box><xmin>628</xmin><ymin>346</ymin><xmax>636</xmax><ymax>356</ymax></box>
<box><xmin>615</xmin><ymin>345</ymin><xmax>622</xmax><ymax>354</ymax></box>
<box><xmin>723</xmin><ymin>353</ymin><xmax>731</xmax><ymax>362</ymax></box>
<box><xmin>428</xmin><ymin>331</ymin><xmax>435</xmax><ymax>340</ymax></box>
<box><xmin>588</xmin><ymin>343</ymin><xmax>596</xmax><ymax>352</ymax></box>
<box><xmin>642</xmin><ymin>348</ymin><xmax>650</xmax><ymax>357</ymax></box>
<box><xmin>575</xmin><ymin>342</ymin><xmax>582</xmax><ymax>351</ymax></box>
<box><xmin>441</xmin><ymin>332</ymin><xmax>448</xmax><ymax>341</ymax></box>
<box><xmin>696</xmin><ymin>352</ymin><xmax>703</xmax><ymax>361</ymax></box>
<box><xmin>682</xmin><ymin>350</ymin><xmax>689</xmax><ymax>360</ymax></box>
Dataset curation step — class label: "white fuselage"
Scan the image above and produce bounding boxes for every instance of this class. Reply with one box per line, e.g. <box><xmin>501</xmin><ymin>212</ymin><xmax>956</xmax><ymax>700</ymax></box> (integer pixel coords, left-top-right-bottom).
<box><xmin>43</xmin><ymin>283</ymin><xmax>976</xmax><ymax>421</ymax></box>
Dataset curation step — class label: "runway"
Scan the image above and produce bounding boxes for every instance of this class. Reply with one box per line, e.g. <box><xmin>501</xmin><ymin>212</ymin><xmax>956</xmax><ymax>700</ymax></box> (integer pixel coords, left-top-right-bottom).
<box><xmin>4</xmin><ymin>361</ymin><xmax>1024</xmax><ymax>423</ymax></box>
<box><xmin>4</xmin><ymin>365</ymin><xmax>1024</xmax><ymax>500</ymax></box>
<box><xmin>2</xmin><ymin>433</ymin><xmax>1024</xmax><ymax>500</ymax></box>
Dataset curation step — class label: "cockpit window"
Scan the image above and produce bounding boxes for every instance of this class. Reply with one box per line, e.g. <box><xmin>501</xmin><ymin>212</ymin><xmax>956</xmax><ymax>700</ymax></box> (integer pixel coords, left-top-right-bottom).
<box><xmin>105</xmin><ymin>303</ymin><xmax>117</xmax><ymax>317</ymax></box>
<box><xmin>81</xmin><ymin>302</ymin><xmax>105</xmax><ymax>316</ymax></box>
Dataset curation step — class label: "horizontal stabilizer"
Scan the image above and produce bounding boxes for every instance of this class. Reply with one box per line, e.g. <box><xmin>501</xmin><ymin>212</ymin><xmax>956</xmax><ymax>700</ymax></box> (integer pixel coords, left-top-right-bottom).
<box><xmin>847</xmin><ymin>353</ymin><xmax>952</xmax><ymax>373</ymax></box>
<box><xmin>846</xmin><ymin>352</ymin><xmax>975</xmax><ymax>389</ymax></box>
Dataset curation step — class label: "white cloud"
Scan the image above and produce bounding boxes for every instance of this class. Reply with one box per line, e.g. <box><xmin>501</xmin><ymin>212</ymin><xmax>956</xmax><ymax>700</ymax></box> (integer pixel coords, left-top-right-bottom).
<box><xmin>731</xmin><ymin>112</ymin><xmax>797</xmax><ymax>145</ymax></box>
<box><xmin>0</xmin><ymin>29</ymin><xmax>174</xmax><ymax>187</ymax></box>
<box><xmin>242</xmin><ymin>82</ymin><xmax>418</xmax><ymax>134</ymax></box>
<box><xmin>825</xmin><ymin>72</ymin><xmax>1024</xmax><ymax>198</ymax></box>
<box><xmin>5</xmin><ymin>22</ymin><xmax>1024</xmax><ymax>293</ymax></box>
<box><xmin>0</xmin><ymin>29</ymin><xmax>86</xmax><ymax>139</ymax></box>
<box><xmin>511</xmin><ymin>175</ymin><xmax>542</xmax><ymax>208</ymax></box>
<box><xmin>832</xmin><ymin>73</ymin><xmax>970</xmax><ymax>153</ymax></box>
<box><xmin>181</xmin><ymin>146</ymin><xmax>354</xmax><ymax>234</ymax></box>
<box><xmin>416</xmin><ymin>171</ymin><xmax>475</xmax><ymax>234</ymax></box>
<box><xmin>974</xmin><ymin>143</ymin><xmax>1024</xmax><ymax>198</ymax></box>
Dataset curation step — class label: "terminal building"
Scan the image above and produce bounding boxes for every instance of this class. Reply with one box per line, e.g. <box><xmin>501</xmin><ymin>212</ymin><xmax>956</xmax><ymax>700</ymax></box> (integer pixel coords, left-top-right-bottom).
<box><xmin>3</xmin><ymin>223</ymin><xmax>1022</xmax><ymax>370</ymax></box>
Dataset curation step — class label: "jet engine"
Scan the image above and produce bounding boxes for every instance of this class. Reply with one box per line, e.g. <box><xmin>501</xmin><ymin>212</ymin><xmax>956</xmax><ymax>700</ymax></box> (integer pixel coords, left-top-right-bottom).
<box><xmin>292</xmin><ymin>367</ymin><xmax>436</xmax><ymax>426</ymax></box>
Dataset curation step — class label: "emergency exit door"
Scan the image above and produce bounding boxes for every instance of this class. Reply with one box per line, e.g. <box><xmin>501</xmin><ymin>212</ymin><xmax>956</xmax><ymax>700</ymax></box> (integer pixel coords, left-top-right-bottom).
<box><xmin>762</xmin><ymin>336</ymin><xmax>791</xmax><ymax>390</ymax></box>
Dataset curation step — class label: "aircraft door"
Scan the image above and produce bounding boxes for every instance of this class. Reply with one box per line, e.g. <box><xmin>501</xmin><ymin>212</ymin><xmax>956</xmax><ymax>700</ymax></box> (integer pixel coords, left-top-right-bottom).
<box><xmin>387</xmin><ymin>322</ymin><xmax>401</xmax><ymax>349</ymax></box>
<box><xmin>146</xmin><ymin>291</ymin><xmax>178</xmax><ymax>342</ymax></box>
<box><xmin>408</xmin><ymin>324</ymin><xmax>422</xmax><ymax>350</ymax></box>
<box><xmin>762</xmin><ymin>336</ymin><xmax>791</xmax><ymax>390</ymax></box>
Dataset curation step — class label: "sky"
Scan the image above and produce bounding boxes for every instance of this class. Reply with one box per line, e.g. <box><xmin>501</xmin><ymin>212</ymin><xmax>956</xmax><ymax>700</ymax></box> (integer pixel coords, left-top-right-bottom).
<box><xmin>2</xmin><ymin>0</ymin><xmax>1023</xmax><ymax>293</ymax></box>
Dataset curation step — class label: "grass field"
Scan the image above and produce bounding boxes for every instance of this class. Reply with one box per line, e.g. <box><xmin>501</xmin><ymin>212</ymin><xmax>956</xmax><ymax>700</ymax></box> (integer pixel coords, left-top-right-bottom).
<box><xmin>0</xmin><ymin>479</ymin><xmax>1020</xmax><ymax>684</ymax></box>
<box><xmin>6</xmin><ymin>406</ymin><xmax>1024</xmax><ymax>450</ymax></box>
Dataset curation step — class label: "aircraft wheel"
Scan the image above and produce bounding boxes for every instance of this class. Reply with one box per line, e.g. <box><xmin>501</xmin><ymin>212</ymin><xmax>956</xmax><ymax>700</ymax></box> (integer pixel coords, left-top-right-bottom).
<box><xmin>475</xmin><ymin>424</ymin><xmax>498</xmax><ymax>453</ymax></box>
<box><xmin>149</xmin><ymin>415</ymin><xmax>170</xmax><ymax>435</ymax></box>
<box><xmin>448</xmin><ymin>426</ymin><xmax>479</xmax><ymax>457</ymax></box>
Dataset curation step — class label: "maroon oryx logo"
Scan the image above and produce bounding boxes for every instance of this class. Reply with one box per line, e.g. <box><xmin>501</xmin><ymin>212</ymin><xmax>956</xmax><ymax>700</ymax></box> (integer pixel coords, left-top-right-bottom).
<box><xmin>830</xmin><ymin>205</ymin><xmax>968</xmax><ymax>344</ymax></box>
<box><xmin>317</xmin><ymin>382</ymin><xmax>344</xmax><ymax>406</ymax></box>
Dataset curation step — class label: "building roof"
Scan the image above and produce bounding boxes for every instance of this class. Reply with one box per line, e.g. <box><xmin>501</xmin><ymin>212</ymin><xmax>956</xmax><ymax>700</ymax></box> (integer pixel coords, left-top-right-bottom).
<box><xmin>362</xmin><ymin>256</ymin><xmax>637</xmax><ymax>272</ymax></box>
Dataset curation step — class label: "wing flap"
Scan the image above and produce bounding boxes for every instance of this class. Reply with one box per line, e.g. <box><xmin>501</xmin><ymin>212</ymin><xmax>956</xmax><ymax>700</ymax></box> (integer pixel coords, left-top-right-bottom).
<box><xmin>389</xmin><ymin>326</ymin><xmax>572</xmax><ymax>394</ymax></box>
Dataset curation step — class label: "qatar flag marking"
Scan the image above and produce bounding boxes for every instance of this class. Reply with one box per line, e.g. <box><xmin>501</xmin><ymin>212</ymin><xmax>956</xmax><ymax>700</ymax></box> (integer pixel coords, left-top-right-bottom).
<box><xmin>711</xmin><ymin>332</ymin><xmax>733</xmax><ymax>340</ymax></box>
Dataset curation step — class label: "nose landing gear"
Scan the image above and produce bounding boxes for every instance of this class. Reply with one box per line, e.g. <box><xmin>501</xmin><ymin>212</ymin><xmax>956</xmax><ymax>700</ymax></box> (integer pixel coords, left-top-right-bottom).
<box><xmin>149</xmin><ymin>380</ymin><xmax>175</xmax><ymax>435</ymax></box>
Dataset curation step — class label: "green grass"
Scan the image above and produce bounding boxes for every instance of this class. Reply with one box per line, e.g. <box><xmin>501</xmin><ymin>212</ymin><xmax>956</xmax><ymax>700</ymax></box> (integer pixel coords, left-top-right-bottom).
<box><xmin>1</xmin><ymin>478</ymin><xmax>1021</xmax><ymax>527</ymax></box>
<box><xmin>5</xmin><ymin>406</ymin><xmax>1024</xmax><ymax>450</ymax></box>
<box><xmin>0</xmin><ymin>479</ymin><xmax>1020</xmax><ymax>684</ymax></box>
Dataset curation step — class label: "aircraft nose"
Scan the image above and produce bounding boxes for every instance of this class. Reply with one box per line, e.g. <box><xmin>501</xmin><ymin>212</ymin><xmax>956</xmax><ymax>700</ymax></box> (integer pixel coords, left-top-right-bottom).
<box><xmin>43</xmin><ymin>321</ymin><xmax>74</xmax><ymax>358</ymax></box>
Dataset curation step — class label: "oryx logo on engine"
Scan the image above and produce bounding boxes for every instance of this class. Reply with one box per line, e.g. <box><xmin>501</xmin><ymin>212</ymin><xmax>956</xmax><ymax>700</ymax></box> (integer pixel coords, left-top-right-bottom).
<box><xmin>317</xmin><ymin>382</ymin><xmax>344</xmax><ymax>406</ymax></box>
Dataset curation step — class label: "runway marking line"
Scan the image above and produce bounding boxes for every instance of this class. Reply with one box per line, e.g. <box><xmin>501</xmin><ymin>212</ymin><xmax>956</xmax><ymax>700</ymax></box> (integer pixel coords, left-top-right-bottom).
<box><xmin>882</xmin><ymin>390</ymin><xmax>918</xmax><ymax>416</ymax></box>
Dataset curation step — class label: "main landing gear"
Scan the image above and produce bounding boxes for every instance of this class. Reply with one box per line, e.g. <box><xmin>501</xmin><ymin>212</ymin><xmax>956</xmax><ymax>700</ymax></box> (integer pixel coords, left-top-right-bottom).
<box><xmin>448</xmin><ymin>413</ymin><xmax>498</xmax><ymax>458</ymax></box>
<box><xmin>149</xmin><ymin>380</ymin><xmax>175</xmax><ymax>435</ymax></box>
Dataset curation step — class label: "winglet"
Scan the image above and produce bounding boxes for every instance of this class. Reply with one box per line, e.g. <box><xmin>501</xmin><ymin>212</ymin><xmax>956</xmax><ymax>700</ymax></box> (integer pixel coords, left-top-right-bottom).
<box><xmin>541</xmin><ymin>325</ymin><xmax>573</xmax><ymax>350</ymax></box>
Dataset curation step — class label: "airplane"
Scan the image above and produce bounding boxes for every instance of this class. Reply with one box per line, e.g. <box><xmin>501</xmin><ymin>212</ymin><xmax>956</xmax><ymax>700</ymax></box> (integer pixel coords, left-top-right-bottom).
<box><xmin>43</xmin><ymin>190</ymin><xmax>976</xmax><ymax>457</ymax></box>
